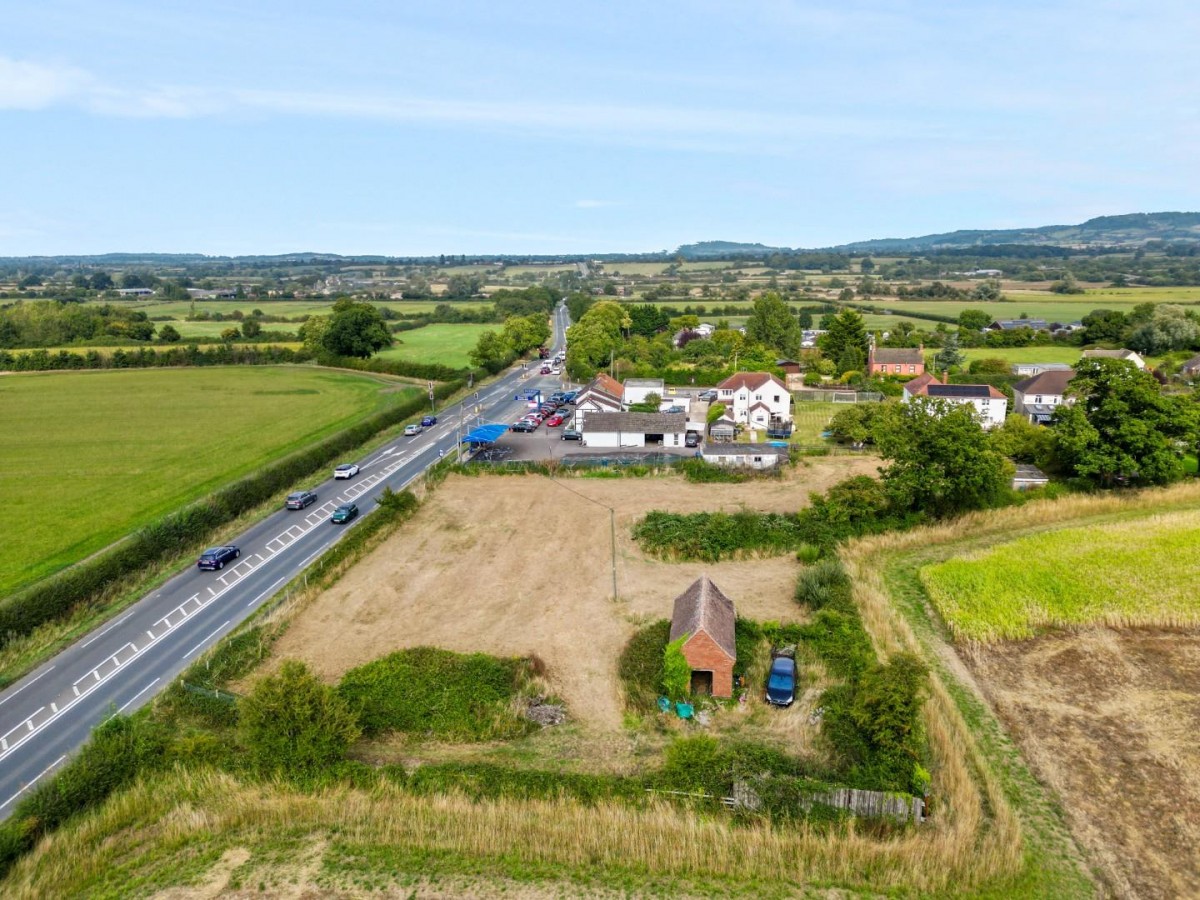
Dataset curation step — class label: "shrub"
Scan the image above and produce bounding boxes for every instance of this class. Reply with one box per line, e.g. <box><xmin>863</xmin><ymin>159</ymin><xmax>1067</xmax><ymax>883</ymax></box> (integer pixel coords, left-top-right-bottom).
<box><xmin>618</xmin><ymin>620</ymin><xmax>670</xmax><ymax>712</ymax></box>
<box><xmin>633</xmin><ymin>509</ymin><xmax>805</xmax><ymax>561</ymax></box>
<box><xmin>662</xmin><ymin>635</ymin><xmax>691</xmax><ymax>701</ymax></box>
<box><xmin>238</xmin><ymin>660</ymin><xmax>361</xmax><ymax>775</ymax></box>
<box><xmin>337</xmin><ymin>647</ymin><xmax>532</xmax><ymax>741</ymax></box>
<box><xmin>798</xmin><ymin>609</ymin><xmax>875</xmax><ymax>680</ymax></box>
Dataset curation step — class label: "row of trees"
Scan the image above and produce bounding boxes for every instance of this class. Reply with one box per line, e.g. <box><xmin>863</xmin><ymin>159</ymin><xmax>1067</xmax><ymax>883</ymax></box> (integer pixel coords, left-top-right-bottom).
<box><xmin>830</xmin><ymin>359</ymin><xmax>1200</xmax><ymax>488</ymax></box>
<box><xmin>468</xmin><ymin>314</ymin><xmax>552</xmax><ymax>374</ymax></box>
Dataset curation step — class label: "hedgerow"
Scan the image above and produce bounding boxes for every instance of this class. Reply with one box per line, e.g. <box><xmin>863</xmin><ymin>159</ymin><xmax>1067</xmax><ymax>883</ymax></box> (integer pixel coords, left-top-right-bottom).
<box><xmin>633</xmin><ymin>509</ymin><xmax>806</xmax><ymax>562</ymax></box>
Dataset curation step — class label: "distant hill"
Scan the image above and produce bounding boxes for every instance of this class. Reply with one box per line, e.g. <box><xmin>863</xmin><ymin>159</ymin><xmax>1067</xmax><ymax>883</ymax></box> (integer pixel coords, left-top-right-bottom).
<box><xmin>676</xmin><ymin>240</ymin><xmax>788</xmax><ymax>259</ymax></box>
<box><xmin>832</xmin><ymin>212</ymin><xmax>1200</xmax><ymax>253</ymax></box>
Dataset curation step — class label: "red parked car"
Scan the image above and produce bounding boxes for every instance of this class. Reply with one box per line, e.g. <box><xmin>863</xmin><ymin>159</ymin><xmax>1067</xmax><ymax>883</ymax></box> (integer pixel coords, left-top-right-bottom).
<box><xmin>546</xmin><ymin>414</ymin><xmax>565</xmax><ymax>427</ymax></box>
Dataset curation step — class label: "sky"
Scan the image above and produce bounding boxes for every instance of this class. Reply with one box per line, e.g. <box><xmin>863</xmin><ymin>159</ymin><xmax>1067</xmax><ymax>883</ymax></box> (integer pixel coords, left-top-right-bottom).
<box><xmin>1</xmin><ymin>0</ymin><xmax>1198</xmax><ymax>256</ymax></box>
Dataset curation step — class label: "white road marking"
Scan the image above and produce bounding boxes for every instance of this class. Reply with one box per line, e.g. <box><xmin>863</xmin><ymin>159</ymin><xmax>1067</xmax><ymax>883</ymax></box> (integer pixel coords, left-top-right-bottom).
<box><xmin>0</xmin><ymin>666</ymin><xmax>55</xmax><ymax>708</ymax></box>
<box><xmin>79</xmin><ymin>611</ymin><xmax>134</xmax><ymax>649</ymax></box>
<box><xmin>183</xmin><ymin>623</ymin><xmax>230</xmax><ymax>660</ymax></box>
<box><xmin>246</xmin><ymin>577</ymin><xmax>286</xmax><ymax>608</ymax></box>
<box><xmin>0</xmin><ymin>755</ymin><xmax>66</xmax><ymax>812</ymax></box>
<box><xmin>117</xmin><ymin>678</ymin><xmax>160</xmax><ymax>714</ymax></box>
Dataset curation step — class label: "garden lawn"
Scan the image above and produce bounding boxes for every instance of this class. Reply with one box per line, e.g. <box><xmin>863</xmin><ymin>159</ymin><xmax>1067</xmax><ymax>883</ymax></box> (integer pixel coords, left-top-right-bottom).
<box><xmin>790</xmin><ymin>402</ymin><xmax>840</xmax><ymax>445</ymax></box>
<box><xmin>375</xmin><ymin>323</ymin><xmax>494</xmax><ymax>368</ymax></box>
<box><xmin>920</xmin><ymin>510</ymin><xmax>1200</xmax><ymax>641</ymax></box>
<box><xmin>0</xmin><ymin>367</ymin><xmax>418</xmax><ymax>596</ymax></box>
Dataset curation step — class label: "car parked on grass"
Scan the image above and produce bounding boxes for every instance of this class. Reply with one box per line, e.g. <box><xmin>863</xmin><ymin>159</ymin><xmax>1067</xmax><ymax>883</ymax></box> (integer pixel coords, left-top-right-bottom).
<box><xmin>334</xmin><ymin>463</ymin><xmax>360</xmax><ymax>479</ymax></box>
<box><xmin>404</xmin><ymin>423</ymin><xmax>421</xmax><ymax>436</ymax></box>
<box><xmin>197</xmin><ymin>545</ymin><xmax>239</xmax><ymax>570</ymax></box>
<box><xmin>330</xmin><ymin>503</ymin><xmax>359</xmax><ymax>524</ymax></box>
<box><xmin>546</xmin><ymin>414</ymin><xmax>565</xmax><ymax>427</ymax></box>
<box><xmin>421</xmin><ymin>415</ymin><xmax>437</xmax><ymax>427</ymax></box>
<box><xmin>561</xmin><ymin>429</ymin><xmax>583</xmax><ymax>441</ymax></box>
<box><xmin>285</xmin><ymin>490</ymin><xmax>318</xmax><ymax>510</ymax></box>
<box><xmin>766</xmin><ymin>655</ymin><xmax>796</xmax><ymax>707</ymax></box>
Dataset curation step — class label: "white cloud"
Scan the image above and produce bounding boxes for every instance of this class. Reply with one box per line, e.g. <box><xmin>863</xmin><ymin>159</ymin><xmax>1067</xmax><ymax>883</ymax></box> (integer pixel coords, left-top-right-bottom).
<box><xmin>0</xmin><ymin>57</ymin><xmax>95</xmax><ymax>110</ymax></box>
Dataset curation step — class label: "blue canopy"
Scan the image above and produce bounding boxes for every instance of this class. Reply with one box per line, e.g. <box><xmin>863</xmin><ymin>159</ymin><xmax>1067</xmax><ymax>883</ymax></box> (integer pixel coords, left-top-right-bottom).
<box><xmin>460</xmin><ymin>423</ymin><xmax>510</xmax><ymax>444</ymax></box>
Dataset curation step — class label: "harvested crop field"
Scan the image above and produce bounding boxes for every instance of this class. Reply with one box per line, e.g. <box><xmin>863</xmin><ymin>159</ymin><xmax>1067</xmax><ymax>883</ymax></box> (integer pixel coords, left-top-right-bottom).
<box><xmin>966</xmin><ymin>628</ymin><xmax>1200</xmax><ymax>899</ymax></box>
<box><xmin>269</xmin><ymin>458</ymin><xmax>877</xmax><ymax>734</ymax></box>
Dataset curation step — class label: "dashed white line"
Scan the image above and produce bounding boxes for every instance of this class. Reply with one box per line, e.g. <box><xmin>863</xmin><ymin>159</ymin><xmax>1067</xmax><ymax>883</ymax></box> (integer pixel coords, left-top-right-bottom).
<box><xmin>117</xmin><ymin>678</ymin><xmax>160</xmax><ymax>714</ymax></box>
<box><xmin>183</xmin><ymin>622</ymin><xmax>230</xmax><ymax>660</ymax></box>
<box><xmin>246</xmin><ymin>577</ymin><xmax>286</xmax><ymax>608</ymax></box>
<box><xmin>0</xmin><ymin>666</ymin><xmax>55</xmax><ymax>708</ymax></box>
<box><xmin>0</xmin><ymin>755</ymin><xmax>66</xmax><ymax>812</ymax></box>
<box><xmin>79</xmin><ymin>611</ymin><xmax>135</xmax><ymax>650</ymax></box>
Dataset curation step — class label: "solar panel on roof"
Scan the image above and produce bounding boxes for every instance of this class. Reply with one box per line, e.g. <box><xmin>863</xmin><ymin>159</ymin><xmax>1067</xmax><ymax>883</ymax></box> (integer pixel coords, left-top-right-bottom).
<box><xmin>927</xmin><ymin>384</ymin><xmax>989</xmax><ymax>398</ymax></box>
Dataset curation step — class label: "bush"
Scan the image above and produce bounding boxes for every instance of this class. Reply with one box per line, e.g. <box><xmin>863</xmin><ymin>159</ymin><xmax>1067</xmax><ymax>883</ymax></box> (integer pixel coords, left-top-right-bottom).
<box><xmin>662</xmin><ymin>636</ymin><xmax>691</xmax><ymax>701</ymax></box>
<box><xmin>798</xmin><ymin>609</ymin><xmax>875</xmax><ymax>680</ymax></box>
<box><xmin>238</xmin><ymin>660</ymin><xmax>361</xmax><ymax>775</ymax></box>
<box><xmin>337</xmin><ymin>647</ymin><xmax>533</xmax><ymax>741</ymax></box>
<box><xmin>633</xmin><ymin>509</ymin><xmax>805</xmax><ymax>561</ymax></box>
<box><xmin>402</xmin><ymin>761</ymin><xmax>640</xmax><ymax>805</ymax></box>
<box><xmin>618</xmin><ymin>620</ymin><xmax>670</xmax><ymax>712</ymax></box>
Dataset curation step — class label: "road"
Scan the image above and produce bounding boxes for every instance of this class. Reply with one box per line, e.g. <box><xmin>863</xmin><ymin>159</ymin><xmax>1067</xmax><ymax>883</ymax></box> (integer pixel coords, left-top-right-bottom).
<box><xmin>0</xmin><ymin>304</ymin><xmax>572</xmax><ymax>819</ymax></box>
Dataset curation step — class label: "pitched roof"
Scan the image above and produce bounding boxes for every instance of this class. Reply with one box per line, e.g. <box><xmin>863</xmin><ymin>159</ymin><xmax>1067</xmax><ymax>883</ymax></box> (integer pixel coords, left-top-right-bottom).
<box><xmin>870</xmin><ymin>347</ymin><xmax>924</xmax><ymax>365</ymax></box>
<box><xmin>581</xmin><ymin>411</ymin><xmax>687</xmax><ymax>433</ymax></box>
<box><xmin>903</xmin><ymin>372</ymin><xmax>940</xmax><ymax>394</ymax></box>
<box><xmin>716</xmin><ymin>371</ymin><xmax>788</xmax><ymax>393</ymax></box>
<box><xmin>1181</xmin><ymin>354</ymin><xmax>1200</xmax><ymax>373</ymax></box>
<box><xmin>578</xmin><ymin>373</ymin><xmax>623</xmax><ymax>402</ymax></box>
<box><xmin>669</xmin><ymin>577</ymin><xmax>736</xmax><ymax>660</ymax></box>
<box><xmin>1013</xmin><ymin>369</ymin><xmax>1075</xmax><ymax>396</ymax></box>
<box><xmin>991</xmin><ymin>318</ymin><xmax>1049</xmax><ymax>330</ymax></box>
<box><xmin>1082</xmin><ymin>348</ymin><xmax>1138</xmax><ymax>360</ymax></box>
<box><xmin>924</xmin><ymin>383</ymin><xmax>1007</xmax><ymax>400</ymax></box>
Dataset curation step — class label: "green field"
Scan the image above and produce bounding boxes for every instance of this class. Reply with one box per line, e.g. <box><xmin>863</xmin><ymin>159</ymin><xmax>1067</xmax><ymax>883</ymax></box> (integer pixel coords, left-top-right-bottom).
<box><xmin>790</xmin><ymin>401</ymin><xmax>839</xmax><ymax>444</ymax></box>
<box><xmin>0</xmin><ymin>367</ymin><xmax>419</xmax><ymax>596</ymax></box>
<box><xmin>921</xmin><ymin>511</ymin><xmax>1200</xmax><ymax>641</ymax></box>
<box><xmin>375</xmin><ymin>323</ymin><xmax>493</xmax><ymax>368</ymax></box>
<box><xmin>866</xmin><ymin>291</ymin><xmax>1200</xmax><ymax>325</ymax></box>
<box><xmin>93</xmin><ymin>299</ymin><xmax>491</xmax><ymax>320</ymax></box>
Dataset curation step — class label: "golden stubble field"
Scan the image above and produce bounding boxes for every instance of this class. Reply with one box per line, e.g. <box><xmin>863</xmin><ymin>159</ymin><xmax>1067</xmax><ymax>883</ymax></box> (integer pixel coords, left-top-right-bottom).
<box><xmin>269</xmin><ymin>459</ymin><xmax>879</xmax><ymax>735</ymax></box>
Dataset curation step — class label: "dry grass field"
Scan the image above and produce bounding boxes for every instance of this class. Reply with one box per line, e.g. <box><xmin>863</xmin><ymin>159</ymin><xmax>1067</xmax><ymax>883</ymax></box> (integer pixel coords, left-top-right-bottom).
<box><xmin>269</xmin><ymin>461</ymin><xmax>877</xmax><ymax>734</ymax></box>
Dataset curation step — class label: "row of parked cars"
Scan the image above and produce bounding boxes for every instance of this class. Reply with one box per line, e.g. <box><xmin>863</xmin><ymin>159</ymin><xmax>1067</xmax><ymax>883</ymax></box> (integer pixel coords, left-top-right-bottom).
<box><xmin>510</xmin><ymin>391</ymin><xmax>578</xmax><ymax>433</ymax></box>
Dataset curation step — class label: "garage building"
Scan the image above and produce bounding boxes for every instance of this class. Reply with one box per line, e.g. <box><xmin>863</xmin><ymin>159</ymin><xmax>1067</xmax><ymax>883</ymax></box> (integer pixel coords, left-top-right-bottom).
<box><xmin>578</xmin><ymin>411</ymin><xmax>687</xmax><ymax>449</ymax></box>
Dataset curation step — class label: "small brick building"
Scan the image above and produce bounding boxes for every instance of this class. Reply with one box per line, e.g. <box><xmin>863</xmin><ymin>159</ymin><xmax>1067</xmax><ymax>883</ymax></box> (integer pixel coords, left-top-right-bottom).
<box><xmin>867</xmin><ymin>345</ymin><xmax>925</xmax><ymax>377</ymax></box>
<box><xmin>669</xmin><ymin>577</ymin><xmax>737</xmax><ymax>698</ymax></box>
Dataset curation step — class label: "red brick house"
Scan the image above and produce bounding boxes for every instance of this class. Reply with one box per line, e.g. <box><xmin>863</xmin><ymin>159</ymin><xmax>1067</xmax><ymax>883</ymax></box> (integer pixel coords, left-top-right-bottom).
<box><xmin>867</xmin><ymin>345</ymin><xmax>925</xmax><ymax>377</ymax></box>
<box><xmin>669</xmin><ymin>577</ymin><xmax>737</xmax><ymax>698</ymax></box>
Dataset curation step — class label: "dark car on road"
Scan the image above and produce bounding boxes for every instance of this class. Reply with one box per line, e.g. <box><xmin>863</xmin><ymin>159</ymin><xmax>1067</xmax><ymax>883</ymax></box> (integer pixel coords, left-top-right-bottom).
<box><xmin>285</xmin><ymin>490</ymin><xmax>318</xmax><ymax>510</ymax></box>
<box><xmin>421</xmin><ymin>415</ymin><xmax>437</xmax><ymax>427</ymax></box>
<box><xmin>197</xmin><ymin>545</ymin><xmax>240</xmax><ymax>570</ymax></box>
<box><xmin>766</xmin><ymin>656</ymin><xmax>797</xmax><ymax>707</ymax></box>
<box><xmin>330</xmin><ymin>503</ymin><xmax>359</xmax><ymax>524</ymax></box>
<box><xmin>561</xmin><ymin>429</ymin><xmax>583</xmax><ymax>441</ymax></box>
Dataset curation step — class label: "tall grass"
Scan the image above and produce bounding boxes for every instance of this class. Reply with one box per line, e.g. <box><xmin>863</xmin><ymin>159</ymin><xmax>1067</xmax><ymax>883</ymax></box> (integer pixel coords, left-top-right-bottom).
<box><xmin>921</xmin><ymin>510</ymin><xmax>1200</xmax><ymax>641</ymax></box>
<box><xmin>1</xmin><ymin>767</ymin><xmax>1035</xmax><ymax>897</ymax></box>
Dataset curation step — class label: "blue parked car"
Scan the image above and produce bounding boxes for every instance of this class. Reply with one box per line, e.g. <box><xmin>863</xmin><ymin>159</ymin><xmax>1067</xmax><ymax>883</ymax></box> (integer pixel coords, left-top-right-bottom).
<box><xmin>766</xmin><ymin>655</ymin><xmax>796</xmax><ymax>707</ymax></box>
<box><xmin>421</xmin><ymin>415</ymin><xmax>437</xmax><ymax>427</ymax></box>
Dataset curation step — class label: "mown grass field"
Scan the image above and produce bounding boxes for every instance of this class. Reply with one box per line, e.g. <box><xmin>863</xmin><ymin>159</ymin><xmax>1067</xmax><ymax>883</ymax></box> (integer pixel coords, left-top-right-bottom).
<box><xmin>375</xmin><ymin>323</ymin><xmax>493</xmax><ymax>368</ymax></box>
<box><xmin>0</xmin><ymin>367</ymin><xmax>419</xmax><ymax>596</ymax></box>
<box><xmin>790</xmin><ymin>401</ymin><xmax>839</xmax><ymax>444</ymax></box>
<box><xmin>920</xmin><ymin>510</ymin><xmax>1200</xmax><ymax>641</ymax></box>
<box><xmin>866</xmin><ymin>292</ymin><xmax>1200</xmax><ymax>324</ymax></box>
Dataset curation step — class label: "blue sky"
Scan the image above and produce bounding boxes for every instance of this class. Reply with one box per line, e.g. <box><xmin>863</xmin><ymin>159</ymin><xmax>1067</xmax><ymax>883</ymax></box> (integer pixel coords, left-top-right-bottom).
<box><xmin>2</xmin><ymin>0</ymin><xmax>1198</xmax><ymax>255</ymax></box>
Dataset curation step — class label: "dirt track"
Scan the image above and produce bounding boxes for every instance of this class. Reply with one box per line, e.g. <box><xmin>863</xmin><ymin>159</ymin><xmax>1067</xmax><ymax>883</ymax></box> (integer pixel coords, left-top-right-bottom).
<box><xmin>968</xmin><ymin>628</ymin><xmax>1200</xmax><ymax>900</ymax></box>
<box><xmin>270</xmin><ymin>459</ymin><xmax>875</xmax><ymax>733</ymax></box>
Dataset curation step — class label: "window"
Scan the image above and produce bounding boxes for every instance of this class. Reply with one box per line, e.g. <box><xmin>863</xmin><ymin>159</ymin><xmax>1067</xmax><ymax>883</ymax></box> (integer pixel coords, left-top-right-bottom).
<box><xmin>1035</xmin><ymin>395</ymin><xmax>1042</xmax><ymax>404</ymax></box>
<box><xmin>894</xmin><ymin>364</ymin><xmax>901</xmax><ymax>373</ymax></box>
<box><xmin>908</xmin><ymin>364</ymin><xmax>915</xmax><ymax>373</ymax></box>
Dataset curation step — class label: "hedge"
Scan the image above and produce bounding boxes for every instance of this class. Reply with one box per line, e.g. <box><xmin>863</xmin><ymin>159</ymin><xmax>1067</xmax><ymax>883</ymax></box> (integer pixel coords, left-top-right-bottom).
<box><xmin>0</xmin><ymin>344</ymin><xmax>309</xmax><ymax>372</ymax></box>
<box><xmin>0</xmin><ymin>378</ymin><xmax>463</xmax><ymax>652</ymax></box>
<box><xmin>316</xmin><ymin>352</ymin><xmax>469</xmax><ymax>383</ymax></box>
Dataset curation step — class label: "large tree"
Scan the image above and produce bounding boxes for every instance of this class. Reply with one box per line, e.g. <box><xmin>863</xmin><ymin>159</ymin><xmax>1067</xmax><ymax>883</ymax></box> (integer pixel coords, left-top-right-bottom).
<box><xmin>1052</xmin><ymin>358</ymin><xmax>1199</xmax><ymax>486</ymax></box>
<box><xmin>565</xmin><ymin>300</ymin><xmax>630</xmax><ymax>378</ymax></box>
<box><xmin>318</xmin><ymin>298</ymin><xmax>393</xmax><ymax>358</ymax></box>
<box><xmin>819</xmin><ymin>308</ymin><xmax>869</xmax><ymax>374</ymax></box>
<box><xmin>469</xmin><ymin>330</ymin><xmax>513</xmax><ymax>374</ymax></box>
<box><xmin>745</xmin><ymin>291</ymin><xmax>802</xmax><ymax>357</ymax></box>
<box><xmin>874</xmin><ymin>400</ymin><xmax>1012</xmax><ymax>518</ymax></box>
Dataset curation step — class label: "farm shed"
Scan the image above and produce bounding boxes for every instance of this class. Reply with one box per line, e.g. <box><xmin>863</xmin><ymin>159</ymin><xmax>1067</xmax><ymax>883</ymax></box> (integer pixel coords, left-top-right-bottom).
<box><xmin>701</xmin><ymin>444</ymin><xmax>788</xmax><ymax>470</ymax></box>
<box><xmin>578</xmin><ymin>411</ymin><xmax>686</xmax><ymax>449</ymax></box>
<box><xmin>669</xmin><ymin>577</ymin><xmax>737</xmax><ymax>698</ymax></box>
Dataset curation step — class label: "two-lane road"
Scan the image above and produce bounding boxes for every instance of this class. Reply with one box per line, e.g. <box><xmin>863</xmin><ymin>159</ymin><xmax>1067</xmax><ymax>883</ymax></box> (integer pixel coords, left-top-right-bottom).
<box><xmin>0</xmin><ymin>305</ymin><xmax>571</xmax><ymax>818</ymax></box>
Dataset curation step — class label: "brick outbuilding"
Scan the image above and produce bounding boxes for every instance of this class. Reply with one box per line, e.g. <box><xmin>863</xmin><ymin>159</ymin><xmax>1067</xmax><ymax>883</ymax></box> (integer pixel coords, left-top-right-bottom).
<box><xmin>669</xmin><ymin>577</ymin><xmax>737</xmax><ymax>698</ymax></box>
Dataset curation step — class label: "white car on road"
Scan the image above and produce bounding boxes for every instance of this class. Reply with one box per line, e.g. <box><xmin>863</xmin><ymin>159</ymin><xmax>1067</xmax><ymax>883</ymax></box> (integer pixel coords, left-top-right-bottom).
<box><xmin>334</xmin><ymin>463</ymin><xmax>360</xmax><ymax>479</ymax></box>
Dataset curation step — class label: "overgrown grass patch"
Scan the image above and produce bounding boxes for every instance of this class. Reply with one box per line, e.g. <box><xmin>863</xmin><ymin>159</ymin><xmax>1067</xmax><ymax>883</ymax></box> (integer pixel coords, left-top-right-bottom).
<box><xmin>633</xmin><ymin>510</ymin><xmax>806</xmax><ymax>562</ymax></box>
<box><xmin>921</xmin><ymin>510</ymin><xmax>1200</xmax><ymax>640</ymax></box>
<box><xmin>337</xmin><ymin>647</ymin><xmax>538</xmax><ymax>741</ymax></box>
